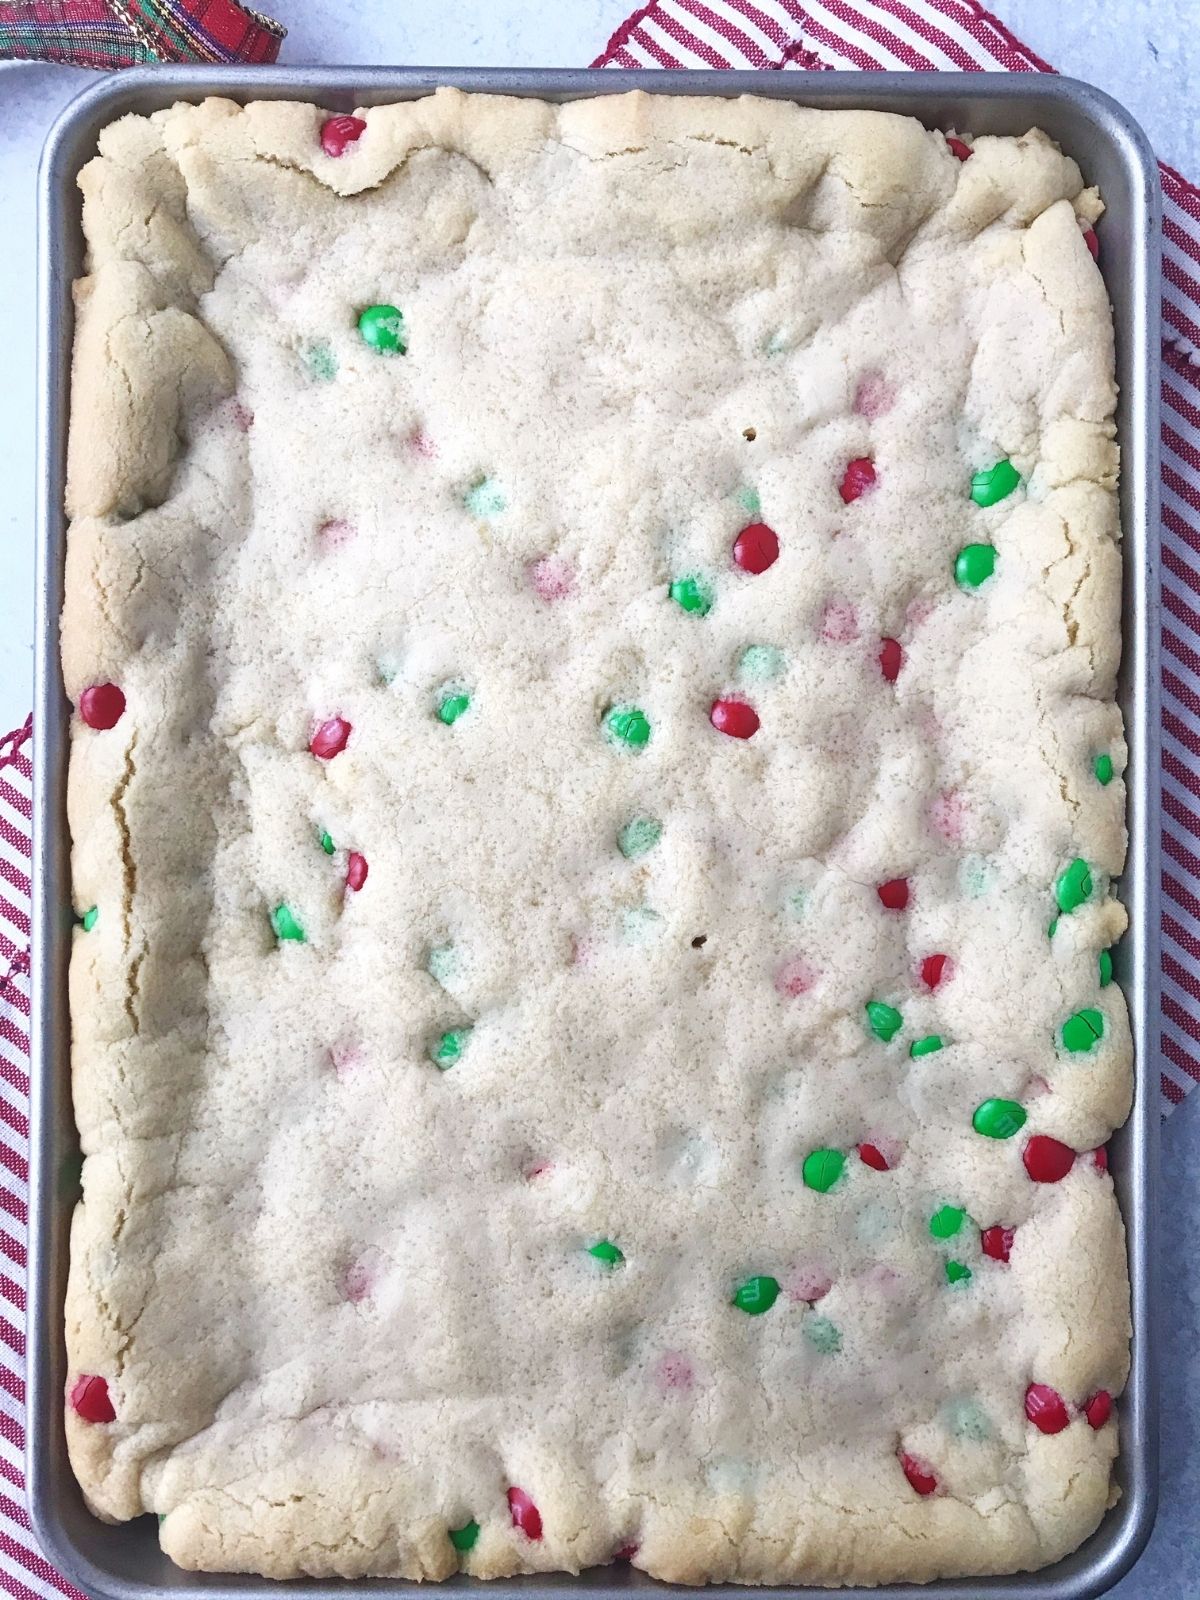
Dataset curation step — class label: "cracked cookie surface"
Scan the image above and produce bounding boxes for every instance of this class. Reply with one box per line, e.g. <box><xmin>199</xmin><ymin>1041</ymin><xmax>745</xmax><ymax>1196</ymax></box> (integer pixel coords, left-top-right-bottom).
<box><xmin>62</xmin><ymin>89</ymin><xmax>1131</xmax><ymax>1586</ymax></box>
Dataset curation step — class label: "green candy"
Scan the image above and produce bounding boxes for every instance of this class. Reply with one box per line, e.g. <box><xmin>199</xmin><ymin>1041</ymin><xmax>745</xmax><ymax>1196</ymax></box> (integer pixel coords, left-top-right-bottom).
<box><xmin>1099</xmin><ymin>948</ymin><xmax>1114</xmax><ymax>987</ymax></box>
<box><xmin>464</xmin><ymin>477</ymin><xmax>506</xmax><ymax>519</ymax></box>
<box><xmin>357</xmin><ymin>303</ymin><xmax>406</xmax><ymax>354</ymax></box>
<box><xmin>1047</xmin><ymin>916</ymin><xmax>1059</xmax><ymax>940</ymax></box>
<box><xmin>621</xmin><ymin>906</ymin><xmax>663</xmax><ymax>945</ymax></box>
<box><xmin>81</xmin><ymin>906</ymin><xmax>99</xmax><ymax>932</ymax></box>
<box><xmin>1094</xmin><ymin>752</ymin><xmax>1115</xmax><ymax>786</ymax></box>
<box><xmin>804</xmin><ymin>1315</ymin><xmax>842</xmax><ymax>1354</ymax></box>
<box><xmin>970</xmin><ymin>458</ymin><xmax>1020</xmax><ymax>507</ymax></box>
<box><xmin>319</xmin><ymin>830</ymin><xmax>335</xmax><ymax>855</ymax></box>
<box><xmin>437</xmin><ymin>688</ymin><xmax>471</xmax><ymax>726</ymax></box>
<box><xmin>449</xmin><ymin>1521</ymin><xmax>480</xmax><ymax>1553</ymax></box>
<box><xmin>587</xmin><ymin>1239</ymin><xmax>624</xmax><ymax>1268</ymax></box>
<box><xmin>270</xmin><ymin>903</ymin><xmax>305</xmax><ymax>943</ymax></box>
<box><xmin>732</xmin><ymin>1274</ymin><xmax>780</xmax><ymax>1314</ymax></box>
<box><xmin>942</xmin><ymin>1398</ymin><xmax>992</xmax><ymax>1442</ymax></box>
<box><xmin>865</xmin><ymin>1001</ymin><xmax>902</xmax><ymax>1042</ymax></box>
<box><xmin>955</xmin><ymin>543</ymin><xmax>998</xmax><ymax>590</ymax></box>
<box><xmin>945</xmin><ymin>1260</ymin><xmax>973</xmax><ymax>1286</ymax></box>
<box><xmin>669</xmin><ymin>574</ymin><xmax>713</xmax><ymax>616</ymax></box>
<box><xmin>427</xmin><ymin>943</ymin><xmax>458</xmax><ymax>986</ymax></box>
<box><xmin>737</xmin><ymin>484</ymin><xmax>762</xmax><ymax>515</ymax></box>
<box><xmin>1055</xmin><ymin>857</ymin><xmax>1094</xmax><ymax>914</ymax></box>
<box><xmin>929</xmin><ymin>1204</ymin><xmax>965</xmax><ymax>1240</ymax></box>
<box><xmin>786</xmin><ymin>888</ymin><xmax>808</xmax><ymax>920</ymax></box>
<box><xmin>432</xmin><ymin>1027</ymin><xmax>471</xmax><ymax>1068</ymax></box>
<box><xmin>738</xmin><ymin>644</ymin><xmax>785</xmax><ymax>682</ymax></box>
<box><xmin>1060</xmin><ymin>1008</ymin><xmax>1105</xmax><ymax>1054</ymax></box>
<box><xmin>618</xmin><ymin>816</ymin><xmax>662</xmax><ymax>859</ymax></box>
<box><xmin>604</xmin><ymin>705</ymin><xmax>651</xmax><ymax>749</ymax></box>
<box><xmin>972</xmin><ymin>1098</ymin><xmax>1027</xmax><ymax>1139</ymax></box>
<box><xmin>802</xmin><ymin>1148</ymin><xmax>846</xmax><ymax>1193</ymax></box>
<box><xmin>302</xmin><ymin>341</ymin><xmax>338</xmax><ymax>382</ymax></box>
<box><xmin>909</xmin><ymin>1035</ymin><xmax>943</xmax><ymax>1059</ymax></box>
<box><xmin>959</xmin><ymin>854</ymin><xmax>990</xmax><ymax>898</ymax></box>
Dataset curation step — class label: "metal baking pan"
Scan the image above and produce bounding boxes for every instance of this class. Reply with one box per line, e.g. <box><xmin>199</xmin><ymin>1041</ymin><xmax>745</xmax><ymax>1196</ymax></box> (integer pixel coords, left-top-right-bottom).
<box><xmin>31</xmin><ymin>66</ymin><xmax>1161</xmax><ymax>1600</ymax></box>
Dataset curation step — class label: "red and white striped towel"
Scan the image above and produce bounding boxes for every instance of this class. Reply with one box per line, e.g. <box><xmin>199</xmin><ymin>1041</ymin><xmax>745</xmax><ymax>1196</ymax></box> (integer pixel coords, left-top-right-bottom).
<box><xmin>0</xmin><ymin>717</ymin><xmax>59</xmax><ymax>1600</ymax></box>
<box><xmin>1</xmin><ymin>1</ymin><xmax>1198</xmax><ymax>1590</ymax></box>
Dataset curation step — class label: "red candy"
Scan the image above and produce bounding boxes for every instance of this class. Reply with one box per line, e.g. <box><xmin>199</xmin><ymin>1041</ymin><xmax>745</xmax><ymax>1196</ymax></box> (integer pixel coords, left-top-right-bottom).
<box><xmin>776</xmin><ymin>957</ymin><xmax>817</xmax><ymax>998</ymax></box>
<box><xmin>853</xmin><ymin>372</ymin><xmax>893</xmax><ymax>419</ymax></box>
<box><xmin>787</xmin><ymin>1264</ymin><xmax>832</xmax><ymax>1303</ymax></box>
<box><xmin>615</xmin><ymin>1544</ymin><xmax>640</xmax><ymax>1562</ymax></box>
<box><xmin>946</xmin><ymin>136</ymin><xmax>972</xmax><ymax>161</ymax></box>
<box><xmin>929</xmin><ymin>789</ymin><xmax>966</xmax><ymax>845</ymax></box>
<box><xmin>1092</xmin><ymin>1145</ymin><xmax>1109</xmax><ymax>1173</ymax></box>
<box><xmin>329</xmin><ymin>1043</ymin><xmax>363</xmax><ymax>1079</ymax></box>
<box><xmin>320</xmin><ymin>115</ymin><xmax>367</xmax><ymax>157</ymax></box>
<box><xmin>920</xmin><ymin>953</ymin><xmax>948</xmax><ymax>990</ymax></box>
<box><xmin>879</xmin><ymin>637</ymin><xmax>903</xmax><ymax>683</ymax></box>
<box><xmin>507</xmin><ymin>1486</ymin><xmax>542</xmax><ymax>1541</ymax></box>
<box><xmin>79</xmin><ymin>683</ymin><xmax>126</xmax><ymax>731</ymax></box>
<box><xmin>899</xmin><ymin>1451</ymin><xmax>938</xmax><ymax>1496</ymax></box>
<box><xmin>858</xmin><ymin>1142</ymin><xmax>890</xmax><ymax>1172</ymax></box>
<box><xmin>1023</xmin><ymin>1135</ymin><xmax>1076</xmax><ymax>1184</ymax></box>
<box><xmin>839</xmin><ymin>458</ymin><xmax>877</xmax><ymax>504</ymax></box>
<box><xmin>70</xmin><ymin>1374</ymin><xmax>115</xmax><ymax>1424</ymax></box>
<box><xmin>820</xmin><ymin>600</ymin><xmax>859</xmax><ymax>643</ymax></box>
<box><xmin>346</xmin><ymin>851</ymin><xmax>368</xmax><ymax>891</ymax></box>
<box><xmin>710</xmin><ymin>699</ymin><xmax>759</xmax><ymax>740</ymax></box>
<box><xmin>310</xmin><ymin>717</ymin><xmax>351</xmax><ymax>760</ymax></box>
<box><xmin>342</xmin><ymin>1260</ymin><xmax>373</xmax><ymax>1303</ymax></box>
<box><xmin>530</xmin><ymin>555</ymin><xmax>574</xmax><ymax>601</ymax></box>
<box><xmin>981</xmin><ymin>1225</ymin><xmax>1015</xmax><ymax>1264</ymax></box>
<box><xmin>655</xmin><ymin>1351</ymin><xmax>696</xmax><ymax>1393</ymax></box>
<box><xmin>1084</xmin><ymin>1390</ymin><xmax>1112</xmax><ymax>1429</ymax></box>
<box><xmin>1083</xmin><ymin>227</ymin><xmax>1099</xmax><ymax>260</ymax></box>
<box><xmin>732</xmin><ymin>522</ymin><xmax>780</xmax><ymax>574</ymax></box>
<box><xmin>877</xmin><ymin>878</ymin><xmax>909</xmax><ymax>911</ymax></box>
<box><xmin>1025</xmin><ymin>1383</ymin><xmax>1070</xmax><ymax>1435</ymax></box>
<box><xmin>319</xmin><ymin>518</ymin><xmax>355</xmax><ymax>550</ymax></box>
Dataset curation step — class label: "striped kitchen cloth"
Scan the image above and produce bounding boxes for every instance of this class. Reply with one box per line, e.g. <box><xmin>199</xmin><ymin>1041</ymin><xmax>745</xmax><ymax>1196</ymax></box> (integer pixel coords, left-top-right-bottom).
<box><xmin>0</xmin><ymin>1</ymin><xmax>1197</xmax><ymax>1592</ymax></box>
<box><xmin>0</xmin><ymin>0</ymin><xmax>283</xmax><ymax>66</ymax></box>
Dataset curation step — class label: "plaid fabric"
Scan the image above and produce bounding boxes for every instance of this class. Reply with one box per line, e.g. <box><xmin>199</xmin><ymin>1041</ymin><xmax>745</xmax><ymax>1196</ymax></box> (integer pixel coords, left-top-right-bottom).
<box><xmin>0</xmin><ymin>0</ymin><xmax>284</xmax><ymax>66</ymax></box>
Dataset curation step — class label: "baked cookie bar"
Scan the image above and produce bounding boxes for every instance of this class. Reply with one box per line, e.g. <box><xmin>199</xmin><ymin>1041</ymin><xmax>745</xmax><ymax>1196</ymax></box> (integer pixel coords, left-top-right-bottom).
<box><xmin>62</xmin><ymin>90</ymin><xmax>1131</xmax><ymax>1586</ymax></box>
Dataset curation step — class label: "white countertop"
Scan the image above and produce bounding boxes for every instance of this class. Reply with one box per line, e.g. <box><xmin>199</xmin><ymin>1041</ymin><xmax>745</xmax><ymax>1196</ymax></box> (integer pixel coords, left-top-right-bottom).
<box><xmin>2</xmin><ymin>6</ymin><xmax>1199</xmax><ymax>1593</ymax></box>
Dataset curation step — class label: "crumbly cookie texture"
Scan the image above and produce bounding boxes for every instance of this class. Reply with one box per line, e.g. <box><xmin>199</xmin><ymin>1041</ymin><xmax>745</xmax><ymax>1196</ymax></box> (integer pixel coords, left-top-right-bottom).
<box><xmin>63</xmin><ymin>90</ymin><xmax>1131</xmax><ymax>1587</ymax></box>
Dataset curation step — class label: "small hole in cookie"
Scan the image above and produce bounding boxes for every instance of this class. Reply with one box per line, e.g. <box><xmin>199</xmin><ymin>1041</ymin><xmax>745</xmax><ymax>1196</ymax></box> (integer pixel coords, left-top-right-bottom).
<box><xmin>743</xmin><ymin>427</ymin><xmax>757</xmax><ymax>441</ymax></box>
<box><xmin>691</xmin><ymin>934</ymin><xmax>707</xmax><ymax>949</ymax></box>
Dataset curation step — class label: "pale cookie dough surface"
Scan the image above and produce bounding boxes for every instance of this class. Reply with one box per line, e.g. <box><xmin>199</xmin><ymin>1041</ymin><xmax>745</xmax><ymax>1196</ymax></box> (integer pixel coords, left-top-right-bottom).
<box><xmin>62</xmin><ymin>90</ymin><xmax>1132</xmax><ymax>1588</ymax></box>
